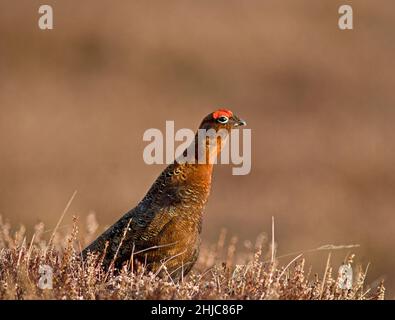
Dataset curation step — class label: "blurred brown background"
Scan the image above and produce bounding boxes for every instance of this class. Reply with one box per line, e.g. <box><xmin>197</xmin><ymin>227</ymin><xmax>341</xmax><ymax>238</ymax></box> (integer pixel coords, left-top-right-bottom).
<box><xmin>1</xmin><ymin>1</ymin><xmax>395</xmax><ymax>296</ymax></box>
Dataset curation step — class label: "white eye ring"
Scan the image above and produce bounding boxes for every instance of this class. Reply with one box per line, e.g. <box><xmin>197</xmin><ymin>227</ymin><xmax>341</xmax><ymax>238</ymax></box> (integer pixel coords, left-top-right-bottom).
<box><xmin>217</xmin><ymin>116</ymin><xmax>229</xmax><ymax>124</ymax></box>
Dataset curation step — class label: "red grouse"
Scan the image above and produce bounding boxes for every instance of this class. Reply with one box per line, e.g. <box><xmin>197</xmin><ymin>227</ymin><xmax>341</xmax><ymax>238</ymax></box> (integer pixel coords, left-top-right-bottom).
<box><xmin>82</xmin><ymin>109</ymin><xmax>246</xmax><ymax>279</ymax></box>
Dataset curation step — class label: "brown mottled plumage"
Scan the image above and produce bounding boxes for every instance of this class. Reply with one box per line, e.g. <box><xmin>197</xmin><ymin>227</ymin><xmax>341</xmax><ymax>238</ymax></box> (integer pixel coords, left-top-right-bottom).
<box><xmin>82</xmin><ymin>109</ymin><xmax>246</xmax><ymax>280</ymax></box>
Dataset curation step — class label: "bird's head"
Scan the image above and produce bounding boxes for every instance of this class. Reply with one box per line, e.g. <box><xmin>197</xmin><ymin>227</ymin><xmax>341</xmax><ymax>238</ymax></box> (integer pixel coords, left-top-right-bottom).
<box><xmin>199</xmin><ymin>109</ymin><xmax>247</xmax><ymax>131</ymax></box>
<box><xmin>189</xmin><ymin>108</ymin><xmax>246</xmax><ymax>164</ymax></box>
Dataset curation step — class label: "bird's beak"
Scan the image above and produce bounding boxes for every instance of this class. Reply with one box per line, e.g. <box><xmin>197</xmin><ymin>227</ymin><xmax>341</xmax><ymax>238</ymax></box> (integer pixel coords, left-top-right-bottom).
<box><xmin>234</xmin><ymin>119</ymin><xmax>247</xmax><ymax>127</ymax></box>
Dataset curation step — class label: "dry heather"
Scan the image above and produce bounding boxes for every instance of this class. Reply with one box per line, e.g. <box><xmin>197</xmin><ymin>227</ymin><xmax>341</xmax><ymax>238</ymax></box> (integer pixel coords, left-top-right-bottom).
<box><xmin>0</xmin><ymin>215</ymin><xmax>385</xmax><ymax>300</ymax></box>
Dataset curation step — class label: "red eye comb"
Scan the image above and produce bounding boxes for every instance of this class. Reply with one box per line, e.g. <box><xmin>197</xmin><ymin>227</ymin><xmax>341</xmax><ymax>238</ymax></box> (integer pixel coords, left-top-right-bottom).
<box><xmin>213</xmin><ymin>109</ymin><xmax>233</xmax><ymax>119</ymax></box>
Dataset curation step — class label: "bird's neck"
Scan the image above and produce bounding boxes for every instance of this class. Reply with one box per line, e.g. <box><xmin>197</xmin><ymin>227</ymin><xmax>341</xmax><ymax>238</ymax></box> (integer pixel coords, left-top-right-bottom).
<box><xmin>174</xmin><ymin>130</ymin><xmax>230</xmax><ymax>187</ymax></box>
<box><xmin>176</xmin><ymin>132</ymin><xmax>228</xmax><ymax>181</ymax></box>
<box><xmin>185</xmin><ymin>132</ymin><xmax>227</xmax><ymax>164</ymax></box>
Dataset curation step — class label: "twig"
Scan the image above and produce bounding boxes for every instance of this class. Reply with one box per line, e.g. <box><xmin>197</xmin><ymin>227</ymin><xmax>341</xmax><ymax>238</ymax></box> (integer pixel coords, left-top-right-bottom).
<box><xmin>271</xmin><ymin>216</ymin><xmax>275</xmax><ymax>263</ymax></box>
<box><xmin>105</xmin><ymin>218</ymin><xmax>133</xmax><ymax>281</ymax></box>
<box><xmin>47</xmin><ymin>190</ymin><xmax>78</xmax><ymax>251</ymax></box>
<box><xmin>274</xmin><ymin>243</ymin><xmax>360</xmax><ymax>261</ymax></box>
<box><xmin>319</xmin><ymin>252</ymin><xmax>332</xmax><ymax>299</ymax></box>
<box><xmin>278</xmin><ymin>253</ymin><xmax>304</xmax><ymax>281</ymax></box>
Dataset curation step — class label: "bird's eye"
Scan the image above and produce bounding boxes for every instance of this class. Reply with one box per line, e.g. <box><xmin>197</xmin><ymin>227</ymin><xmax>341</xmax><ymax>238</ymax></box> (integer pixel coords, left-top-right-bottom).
<box><xmin>217</xmin><ymin>116</ymin><xmax>229</xmax><ymax>124</ymax></box>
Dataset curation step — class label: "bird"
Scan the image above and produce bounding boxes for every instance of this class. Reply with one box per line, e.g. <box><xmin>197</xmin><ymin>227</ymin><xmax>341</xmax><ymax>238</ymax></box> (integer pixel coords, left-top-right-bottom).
<box><xmin>82</xmin><ymin>109</ymin><xmax>246</xmax><ymax>280</ymax></box>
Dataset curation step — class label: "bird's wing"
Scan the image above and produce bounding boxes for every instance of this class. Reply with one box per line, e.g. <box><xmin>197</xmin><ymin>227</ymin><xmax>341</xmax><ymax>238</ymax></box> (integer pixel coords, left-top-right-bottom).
<box><xmin>83</xmin><ymin>164</ymin><xmax>184</xmax><ymax>254</ymax></box>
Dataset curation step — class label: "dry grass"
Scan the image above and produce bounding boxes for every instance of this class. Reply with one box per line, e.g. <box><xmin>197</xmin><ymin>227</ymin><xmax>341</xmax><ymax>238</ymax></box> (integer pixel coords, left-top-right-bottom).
<box><xmin>0</xmin><ymin>215</ymin><xmax>385</xmax><ymax>300</ymax></box>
